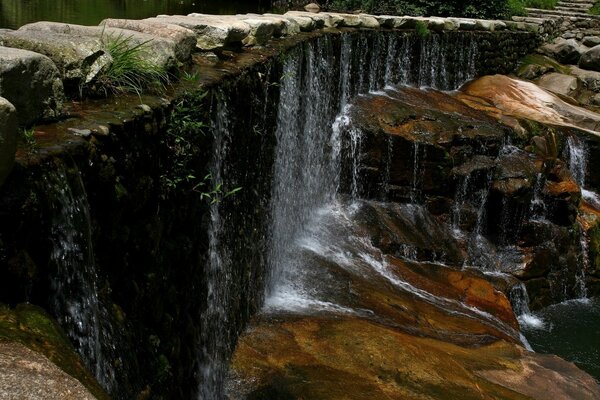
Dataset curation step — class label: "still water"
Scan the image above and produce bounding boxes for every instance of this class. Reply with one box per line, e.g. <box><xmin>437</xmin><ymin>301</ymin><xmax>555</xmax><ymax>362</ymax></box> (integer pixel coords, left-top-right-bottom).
<box><xmin>521</xmin><ymin>298</ymin><xmax>600</xmax><ymax>382</ymax></box>
<box><xmin>0</xmin><ymin>0</ymin><xmax>271</xmax><ymax>29</ymax></box>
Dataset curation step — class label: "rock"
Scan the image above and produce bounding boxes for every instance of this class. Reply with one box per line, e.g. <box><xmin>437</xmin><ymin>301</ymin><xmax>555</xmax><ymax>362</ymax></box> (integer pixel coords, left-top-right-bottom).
<box><xmin>285</xmin><ymin>11</ymin><xmax>325</xmax><ymax>29</ymax></box>
<box><xmin>0</xmin><ymin>304</ymin><xmax>108</xmax><ymax>399</ymax></box>
<box><xmin>537</xmin><ymin>72</ymin><xmax>578</xmax><ymax>96</ymax></box>
<box><xmin>304</xmin><ymin>2</ymin><xmax>320</xmax><ymax>13</ymax></box>
<box><xmin>0</xmin><ymin>46</ymin><xmax>64</xmax><ymax>125</ymax></box>
<box><xmin>240</xmin><ymin>14</ymin><xmax>300</xmax><ymax>36</ymax></box>
<box><xmin>0</xmin><ymin>97</ymin><xmax>16</xmax><ymax>187</ymax></box>
<box><xmin>518</xmin><ymin>63</ymin><xmax>549</xmax><ymax>80</ymax></box>
<box><xmin>0</xmin><ymin>29</ymin><xmax>112</xmax><ymax>90</ymax></box>
<box><xmin>20</xmin><ymin>21</ymin><xmax>179</xmax><ymax>71</ymax></box>
<box><xmin>147</xmin><ymin>15</ymin><xmax>250</xmax><ymax>50</ymax></box>
<box><xmin>583</xmin><ymin>35</ymin><xmax>600</xmax><ymax>47</ymax></box>
<box><xmin>540</xmin><ymin>38</ymin><xmax>585</xmax><ymax>65</ymax></box>
<box><xmin>579</xmin><ymin>44</ymin><xmax>600</xmax><ymax>72</ymax></box>
<box><xmin>0</xmin><ymin>342</ymin><xmax>96</xmax><ymax>399</ymax></box>
<box><xmin>327</xmin><ymin>12</ymin><xmax>380</xmax><ymax>29</ymax></box>
<box><xmin>269</xmin><ymin>13</ymin><xmax>316</xmax><ymax>31</ymax></box>
<box><xmin>99</xmin><ymin>18</ymin><xmax>196</xmax><ymax>62</ymax></box>
<box><xmin>590</xmin><ymin>92</ymin><xmax>600</xmax><ymax>105</ymax></box>
<box><xmin>569</xmin><ymin>65</ymin><xmax>600</xmax><ymax>92</ymax></box>
<box><xmin>460</xmin><ymin>75</ymin><xmax>600</xmax><ymax>136</ymax></box>
<box><xmin>232</xmin><ymin>17</ymin><xmax>277</xmax><ymax>46</ymax></box>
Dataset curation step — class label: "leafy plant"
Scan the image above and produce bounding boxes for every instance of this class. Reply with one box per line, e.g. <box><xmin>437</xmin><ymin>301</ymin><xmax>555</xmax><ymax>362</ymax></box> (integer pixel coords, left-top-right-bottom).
<box><xmin>414</xmin><ymin>21</ymin><xmax>430</xmax><ymax>38</ymax></box>
<box><xmin>193</xmin><ymin>174</ymin><xmax>242</xmax><ymax>204</ymax></box>
<box><xmin>94</xmin><ymin>32</ymin><xmax>169</xmax><ymax>96</ymax></box>
<box><xmin>20</xmin><ymin>128</ymin><xmax>37</xmax><ymax>151</ymax></box>
<box><xmin>590</xmin><ymin>1</ymin><xmax>600</xmax><ymax>15</ymax></box>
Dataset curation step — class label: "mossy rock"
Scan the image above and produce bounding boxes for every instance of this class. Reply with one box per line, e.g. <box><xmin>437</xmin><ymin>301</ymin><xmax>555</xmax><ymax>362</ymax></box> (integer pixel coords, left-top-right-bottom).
<box><xmin>0</xmin><ymin>303</ymin><xmax>109</xmax><ymax>400</ymax></box>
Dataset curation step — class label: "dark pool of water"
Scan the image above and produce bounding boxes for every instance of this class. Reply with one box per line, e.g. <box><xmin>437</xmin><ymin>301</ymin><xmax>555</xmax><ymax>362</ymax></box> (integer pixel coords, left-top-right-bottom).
<box><xmin>521</xmin><ymin>298</ymin><xmax>600</xmax><ymax>382</ymax></box>
<box><xmin>0</xmin><ymin>0</ymin><xmax>272</xmax><ymax>29</ymax></box>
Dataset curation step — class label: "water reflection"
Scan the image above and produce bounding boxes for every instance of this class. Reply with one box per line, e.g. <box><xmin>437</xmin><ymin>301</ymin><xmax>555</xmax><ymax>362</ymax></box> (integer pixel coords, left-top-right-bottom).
<box><xmin>0</xmin><ymin>0</ymin><xmax>271</xmax><ymax>29</ymax></box>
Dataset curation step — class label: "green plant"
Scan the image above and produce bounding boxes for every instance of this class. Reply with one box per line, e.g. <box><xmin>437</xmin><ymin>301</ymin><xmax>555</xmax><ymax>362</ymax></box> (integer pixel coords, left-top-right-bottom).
<box><xmin>20</xmin><ymin>128</ymin><xmax>37</xmax><ymax>151</ymax></box>
<box><xmin>414</xmin><ymin>21</ymin><xmax>430</xmax><ymax>38</ymax></box>
<box><xmin>181</xmin><ymin>70</ymin><xmax>200</xmax><ymax>82</ymax></box>
<box><xmin>590</xmin><ymin>1</ymin><xmax>600</xmax><ymax>15</ymax></box>
<box><xmin>523</xmin><ymin>0</ymin><xmax>558</xmax><ymax>9</ymax></box>
<box><xmin>94</xmin><ymin>32</ymin><xmax>169</xmax><ymax>96</ymax></box>
<box><xmin>193</xmin><ymin>174</ymin><xmax>242</xmax><ymax>204</ymax></box>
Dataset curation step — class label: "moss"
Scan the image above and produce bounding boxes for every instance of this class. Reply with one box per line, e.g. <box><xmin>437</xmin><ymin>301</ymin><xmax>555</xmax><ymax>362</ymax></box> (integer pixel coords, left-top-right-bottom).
<box><xmin>517</xmin><ymin>54</ymin><xmax>570</xmax><ymax>75</ymax></box>
<box><xmin>0</xmin><ymin>303</ymin><xmax>109</xmax><ymax>400</ymax></box>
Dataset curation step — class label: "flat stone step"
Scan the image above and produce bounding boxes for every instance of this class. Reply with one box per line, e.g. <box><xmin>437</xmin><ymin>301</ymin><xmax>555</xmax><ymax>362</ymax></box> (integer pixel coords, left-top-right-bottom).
<box><xmin>556</xmin><ymin>6</ymin><xmax>592</xmax><ymax>12</ymax></box>
<box><xmin>557</xmin><ymin>2</ymin><xmax>594</xmax><ymax>8</ymax></box>
<box><xmin>526</xmin><ymin>8</ymin><xmax>600</xmax><ymax>18</ymax></box>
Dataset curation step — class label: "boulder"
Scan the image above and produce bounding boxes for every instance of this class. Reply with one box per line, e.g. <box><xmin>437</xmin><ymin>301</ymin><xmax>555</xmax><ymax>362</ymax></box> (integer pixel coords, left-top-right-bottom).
<box><xmin>268</xmin><ymin>13</ymin><xmax>316</xmax><ymax>31</ymax></box>
<box><xmin>147</xmin><ymin>15</ymin><xmax>250</xmax><ymax>50</ymax></box>
<box><xmin>540</xmin><ymin>38</ymin><xmax>585</xmax><ymax>65</ymax></box>
<box><xmin>537</xmin><ymin>72</ymin><xmax>578</xmax><ymax>96</ymax></box>
<box><xmin>569</xmin><ymin>66</ymin><xmax>600</xmax><ymax>92</ymax></box>
<box><xmin>579</xmin><ymin>44</ymin><xmax>600</xmax><ymax>72</ymax></box>
<box><xmin>304</xmin><ymin>2</ymin><xmax>320</xmax><ymax>13</ymax></box>
<box><xmin>460</xmin><ymin>75</ymin><xmax>600</xmax><ymax>135</ymax></box>
<box><xmin>583</xmin><ymin>36</ymin><xmax>600</xmax><ymax>47</ymax></box>
<box><xmin>0</xmin><ymin>29</ymin><xmax>112</xmax><ymax>90</ymax></box>
<box><xmin>99</xmin><ymin>18</ymin><xmax>196</xmax><ymax>62</ymax></box>
<box><xmin>0</xmin><ymin>97</ymin><xmax>16</xmax><ymax>187</ymax></box>
<box><xmin>238</xmin><ymin>14</ymin><xmax>300</xmax><ymax>36</ymax></box>
<box><xmin>0</xmin><ymin>46</ymin><xmax>64</xmax><ymax>125</ymax></box>
<box><xmin>518</xmin><ymin>63</ymin><xmax>549</xmax><ymax>80</ymax></box>
<box><xmin>286</xmin><ymin>11</ymin><xmax>344</xmax><ymax>28</ymax></box>
<box><xmin>0</xmin><ymin>342</ymin><xmax>96</xmax><ymax>400</ymax></box>
<box><xmin>20</xmin><ymin>21</ymin><xmax>178</xmax><ymax>71</ymax></box>
<box><xmin>324</xmin><ymin>12</ymin><xmax>379</xmax><ymax>29</ymax></box>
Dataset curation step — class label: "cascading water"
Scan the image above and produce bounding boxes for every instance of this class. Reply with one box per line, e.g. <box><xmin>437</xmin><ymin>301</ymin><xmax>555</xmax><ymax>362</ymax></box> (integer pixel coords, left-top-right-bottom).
<box><xmin>44</xmin><ymin>160</ymin><xmax>115</xmax><ymax>392</ymax></box>
<box><xmin>198</xmin><ymin>91</ymin><xmax>234</xmax><ymax>400</ymax></box>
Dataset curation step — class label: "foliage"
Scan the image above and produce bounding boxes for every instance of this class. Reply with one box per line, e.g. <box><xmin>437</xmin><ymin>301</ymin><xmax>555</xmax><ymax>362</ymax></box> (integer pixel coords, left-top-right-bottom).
<box><xmin>327</xmin><ymin>0</ymin><xmax>557</xmax><ymax>18</ymax></box>
<box><xmin>160</xmin><ymin>91</ymin><xmax>242</xmax><ymax>203</ymax></box>
<box><xmin>327</xmin><ymin>0</ymin><xmax>517</xmax><ymax>18</ymax></box>
<box><xmin>20</xmin><ymin>128</ymin><xmax>37</xmax><ymax>152</ymax></box>
<box><xmin>93</xmin><ymin>32</ymin><xmax>169</xmax><ymax>96</ymax></box>
<box><xmin>590</xmin><ymin>1</ymin><xmax>600</xmax><ymax>15</ymax></box>
<box><xmin>414</xmin><ymin>21</ymin><xmax>430</xmax><ymax>37</ymax></box>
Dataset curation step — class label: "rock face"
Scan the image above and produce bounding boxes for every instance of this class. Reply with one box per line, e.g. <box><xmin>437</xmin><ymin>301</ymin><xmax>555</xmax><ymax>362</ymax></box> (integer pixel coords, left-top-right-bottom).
<box><xmin>580</xmin><ymin>44</ymin><xmax>600</xmax><ymax>72</ymax></box>
<box><xmin>0</xmin><ymin>97</ymin><xmax>16</xmax><ymax>187</ymax></box>
<box><xmin>0</xmin><ymin>342</ymin><xmax>96</xmax><ymax>400</ymax></box>
<box><xmin>0</xmin><ymin>46</ymin><xmax>64</xmax><ymax>125</ymax></box>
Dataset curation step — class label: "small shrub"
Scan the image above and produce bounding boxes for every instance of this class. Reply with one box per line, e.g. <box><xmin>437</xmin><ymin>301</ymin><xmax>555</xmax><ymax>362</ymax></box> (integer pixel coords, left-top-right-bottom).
<box><xmin>590</xmin><ymin>1</ymin><xmax>600</xmax><ymax>15</ymax></box>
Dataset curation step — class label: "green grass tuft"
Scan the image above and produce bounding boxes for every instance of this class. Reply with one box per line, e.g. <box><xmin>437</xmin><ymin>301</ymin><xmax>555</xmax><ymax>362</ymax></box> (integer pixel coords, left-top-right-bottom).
<box><xmin>95</xmin><ymin>32</ymin><xmax>169</xmax><ymax>96</ymax></box>
<box><xmin>590</xmin><ymin>1</ymin><xmax>600</xmax><ymax>15</ymax></box>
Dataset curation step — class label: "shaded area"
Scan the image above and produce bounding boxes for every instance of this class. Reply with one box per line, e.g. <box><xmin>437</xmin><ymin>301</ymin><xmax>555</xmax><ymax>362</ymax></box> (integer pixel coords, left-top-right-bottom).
<box><xmin>0</xmin><ymin>0</ymin><xmax>272</xmax><ymax>29</ymax></box>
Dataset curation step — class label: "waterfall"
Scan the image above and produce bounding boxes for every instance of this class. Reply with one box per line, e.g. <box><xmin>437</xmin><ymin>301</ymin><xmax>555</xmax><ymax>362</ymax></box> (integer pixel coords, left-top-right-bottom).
<box><xmin>44</xmin><ymin>160</ymin><xmax>115</xmax><ymax>391</ymax></box>
<box><xmin>198</xmin><ymin>91</ymin><xmax>233</xmax><ymax>400</ymax></box>
<box><xmin>267</xmin><ymin>31</ymin><xmax>484</xmax><ymax>301</ymax></box>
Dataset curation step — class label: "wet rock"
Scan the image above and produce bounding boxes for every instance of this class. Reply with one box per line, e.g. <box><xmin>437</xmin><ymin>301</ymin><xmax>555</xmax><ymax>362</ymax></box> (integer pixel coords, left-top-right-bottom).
<box><xmin>0</xmin><ymin>342</ymin><xmax>96</xmax><ymax>399</ymax></box>
<box><xmin>20</xmin><ymin>21</ymin><xmax>180</xmax><ymax>71</ymax></box>
<box><xmin>147</xmin><ymin>15</ymin><xmax>250</xmax><ymax>50</ymax></box>
<box><xmin>537</xmin><ymin>72</ymin><xmax>578</xmax><ymax>96</ymax></box>
<box><xmin>0</xmin><ymin>97</ymin><xmax>16</xmax><ymax>187</ymax></box>
<box><xmin>0</xmin><ymin>46</ymin><xmax>64</xmax><ymax>125</ymax></box>
<box><xmin>579</xmin><ymin>44</ymin><xmax>600</xmax><ymax>72</ymax></box>
<box><xmin>460</xmin><ymin>75</ymin><xmax>600</xmax><ymax>134</ymax></box>
<box><xmin>0</xmin><ymin>29</ymin><xmax>112</xmax><ymax>90</ymax></box>
<box><xmin>540</xmin><ymin>38</ymin><xmax>585</xmax><ymax>64</ymax></box>
<box><xmin>0</xmin><ymin>304</ymin><xmax>108</xmax><ymax>399</ymax></box>
<box><xmin>99</xmin><ymin>18</ymin><xmax>197</xmax><ymax>62</ymax></box>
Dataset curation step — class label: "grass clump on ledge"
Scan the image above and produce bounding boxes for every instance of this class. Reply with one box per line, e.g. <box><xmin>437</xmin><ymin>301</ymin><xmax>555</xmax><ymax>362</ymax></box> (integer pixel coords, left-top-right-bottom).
<box><xmin>590</xmin><ymin>1</ymin><xmax>600</xmax><ymax>15</ymax></box>
<box><xmin>94</xmin><ymin>33</ymin><xmax>169</xmax><ymax>96</ymax></box>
